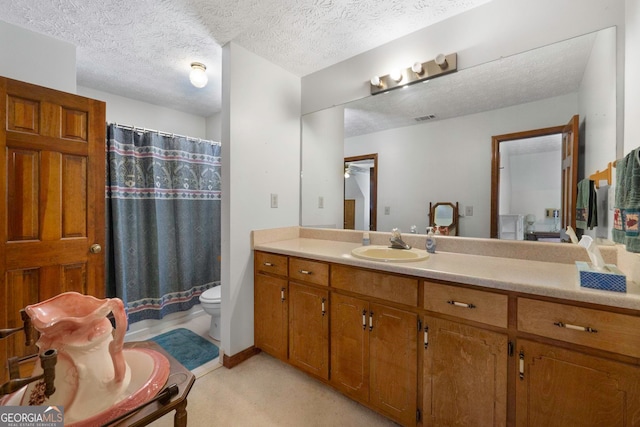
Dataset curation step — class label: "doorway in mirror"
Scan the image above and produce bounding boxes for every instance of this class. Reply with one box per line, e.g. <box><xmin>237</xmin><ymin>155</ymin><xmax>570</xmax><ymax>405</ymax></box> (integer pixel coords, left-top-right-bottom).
<box><xmin>344</xmin><ymin>154</ymin><xmax>377</xmax><ymax>231</ymax></box>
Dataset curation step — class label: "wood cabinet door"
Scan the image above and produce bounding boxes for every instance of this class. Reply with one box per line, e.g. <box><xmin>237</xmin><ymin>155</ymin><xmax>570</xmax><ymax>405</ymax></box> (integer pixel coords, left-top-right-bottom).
<box><xmin>370</xmin><ymin>303</ymin><xmax>418</xmax><ymax>427</ymax></box>
<box><xmin>254</xmin><ymin>274</ymin><xmax>288</xmax><ymax>360</ymax></box>
<box><xmin>516</xmin><ymin>339</ymin><xmax>640</xmax><ymax>427</ymax></box>
<box><xmin>423</xmin><ymin>316</ymin><xmax>508</xmax><ymax>427</ymax></box>
<box><xmin>330</xmin><ymin>292</ymin><xmax>370</xmax><ymax>401</ymax></box>
<box><xmin>1</xmin><ymin>78</ymin><xmax>105</xmax><ymax>380</ymax></box>
<box><xmin>288</xmin><ymin>282</ymin><xmax>329</xmax><ymax>380</ymax></box>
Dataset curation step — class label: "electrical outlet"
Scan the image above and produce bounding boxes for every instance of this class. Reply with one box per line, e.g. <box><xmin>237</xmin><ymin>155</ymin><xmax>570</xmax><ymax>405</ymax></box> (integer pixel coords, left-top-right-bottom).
<box><xmin>465</xmin><ymin>206</ymin><xmax>473</xmax><ymax>216</ymax></box>
<box><xmin>270</xmin><ymin>193</ymin><xmax>278</xmax><ymax>208</ymax></box>
<box><xmin>384</xmin><ymin>206</ymin><xmax>391</xmax><ymax>215</ymax></box>
<box><xmin>318</xmin><ymin>196</ymin><xmax>324</xmax><ymax>209</ymax></box>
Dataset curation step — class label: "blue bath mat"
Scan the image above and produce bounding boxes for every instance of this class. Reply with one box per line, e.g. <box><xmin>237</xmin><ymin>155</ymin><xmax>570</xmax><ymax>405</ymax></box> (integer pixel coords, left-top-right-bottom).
<box><xmin>150</xmin><ymin>328</ymin><xmax>219</xmax><ymax>371</ymax></box>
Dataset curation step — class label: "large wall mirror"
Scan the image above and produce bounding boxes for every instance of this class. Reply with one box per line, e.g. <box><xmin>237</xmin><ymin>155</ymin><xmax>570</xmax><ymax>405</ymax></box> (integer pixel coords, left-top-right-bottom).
<box><xmin>300</xmin><ymin>27</ymin><xmax>617</xmax><ymax>238</ymax></box>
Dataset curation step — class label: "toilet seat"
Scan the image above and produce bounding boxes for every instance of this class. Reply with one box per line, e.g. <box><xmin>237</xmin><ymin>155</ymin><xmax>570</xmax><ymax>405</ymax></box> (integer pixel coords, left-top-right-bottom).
<box><xmin>200</xmin><ymin>286</ymin><xmax>221</xmax><ymax>303</ymax></box>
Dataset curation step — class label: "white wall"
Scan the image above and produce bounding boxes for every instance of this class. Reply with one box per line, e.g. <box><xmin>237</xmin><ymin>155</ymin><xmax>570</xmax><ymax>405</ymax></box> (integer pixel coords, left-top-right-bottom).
<box><xmin>345</xmin><ymin>94</ymin><xmax>577</xmax><ymax>238</ymax></box>
<box><xmin>580</xmin><ymin>27</ymin><xmax>618</xmax><ymax>174</ymax></box>
<box><xmin>0</xmin><ymin>20</ymin><xmax>76</xmax><ymax>93</ymax></box>
<box><xmin>301</xmin><ymin>106</ymin><xmax>344</xmax><ymax>228</ymax></box>
<box><xmin>625</xmin><ymin>0</ymin><xmax>640</xmax><ymax>153</ymax></box>
<box><xmin>77</xmin><ymin>86</ymin><xmax>209</xmax><ymax>139</ymax></box>
<box><xmin>508</xmin><ymin>150</ymin><xmax>561</xmax><ymax>232</ymax></box>
<box><xmin>221</xmin><ymin>42</ymin><xmax>301</xmax><ymax>357</ymax></box>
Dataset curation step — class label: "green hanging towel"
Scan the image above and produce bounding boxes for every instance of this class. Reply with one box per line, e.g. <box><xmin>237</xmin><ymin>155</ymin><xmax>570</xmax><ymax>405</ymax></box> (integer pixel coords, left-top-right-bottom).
<box><xmin>576</xmin><ymin>179</ymin><xmax>597</xmax><ymax>230</ymax></box>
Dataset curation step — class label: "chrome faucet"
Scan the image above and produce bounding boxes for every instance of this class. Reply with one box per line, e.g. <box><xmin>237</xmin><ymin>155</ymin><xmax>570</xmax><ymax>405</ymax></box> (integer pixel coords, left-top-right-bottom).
<box><xmin>389</xmin><ymin>228</ymin><xmax>411</xmax><ymax>250</ymax></box>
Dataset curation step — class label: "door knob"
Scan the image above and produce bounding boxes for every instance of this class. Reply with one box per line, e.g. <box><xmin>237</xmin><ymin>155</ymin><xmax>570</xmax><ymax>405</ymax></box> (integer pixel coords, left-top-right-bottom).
<box><xmin>90</xmin><ymin>244</ymin><xmax>102</xmax><ymax>254</ymax></box>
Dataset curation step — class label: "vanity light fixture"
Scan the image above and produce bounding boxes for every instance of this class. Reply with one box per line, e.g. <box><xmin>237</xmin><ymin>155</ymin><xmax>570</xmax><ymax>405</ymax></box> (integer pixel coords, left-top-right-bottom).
<box><xmin>189</xmin><ymin>62</ymin><xmax>208</xmax><ymax>88</ymax></box>
<box><xmin>369</xmin><ymin>53</ymin><xmax>457</xmax><ymax>95</ymax></box>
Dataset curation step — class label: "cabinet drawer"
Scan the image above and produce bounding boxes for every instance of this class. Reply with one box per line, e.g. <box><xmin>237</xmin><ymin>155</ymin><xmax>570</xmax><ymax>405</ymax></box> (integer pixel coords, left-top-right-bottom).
<box><xmin>331</xmin><ymin>265</ymin><xmax>418</xmax><ymax>306</ymax></box>
<box><xmin>424</xmin><ymin>281</ymin><xmax>508</xmax><ymax>328</ymax></box>
<box><xmin>289</xmin><ymin>258</ymin><xmax>329</xmax><ymax>286</ymax></box>
<box><xmin>518</xmin><ymin>298</ymin><xmax>640</xmax><ymax>358</ymax></box>
<box><xmin>255</xmin><ymin>251</ymin><xmax>288</xmax><ymax>276</ymax></box>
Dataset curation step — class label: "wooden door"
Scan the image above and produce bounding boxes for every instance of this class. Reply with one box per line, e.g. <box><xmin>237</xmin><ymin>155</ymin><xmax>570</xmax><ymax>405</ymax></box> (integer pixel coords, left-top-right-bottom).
<box><xmin>423</xmin><ymin>316</ymin><xmax>508</xmax><ymax>427</ymax></box>
<box><xmin>344</xmin><ymin>199</ymin><xmax>355</xmax><ymax>229</ymax></box>
<box><xmin>516</xmin><ymin>339</ymin><xmax>640</xmax><ymax>426</ymax></box>
<box><xmin>254</xmin><ymin>274</ymin><xmax>288</xmax><ymax>360</ymax></box>
<box><xmin>288</xmin><ymin>282</ymin><xmax>329</xmax><ymax>379</ymax></box>
<box><xmin>561</xmin><ymin>115</ymin><xmax>579</xmax><ymax>231</ymax></box>
<box><xmin>369</xmin><ymin>303</ymin><xmax>418</xmax><ymax>427</ymax></box>
<box><xmin>1</xmin><ymin>78</ymin><xmax>105</xmax><ymax>380</ymax></box>
<box><xmin>330</xmin><ymin>293</ymin><xmax>370</xmax><ymax>401</ymax></box>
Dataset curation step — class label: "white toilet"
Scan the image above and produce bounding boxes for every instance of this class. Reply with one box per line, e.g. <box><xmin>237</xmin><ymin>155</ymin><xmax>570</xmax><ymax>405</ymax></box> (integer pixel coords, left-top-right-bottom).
<box><xmin>199</xmin><ymin>286</ymin><xmax>221</xmax><ymax>340</ymax></box>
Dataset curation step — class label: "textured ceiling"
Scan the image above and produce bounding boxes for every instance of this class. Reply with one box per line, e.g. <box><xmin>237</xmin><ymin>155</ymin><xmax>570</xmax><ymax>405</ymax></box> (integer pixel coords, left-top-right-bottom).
<box><xmin>344</xmin><ymin>31</ymin><xmax>598</xmax><ymax>138</ymax></box>
<box><xmin>0</xmin><ymin>0</ymin><xmax>491</xmax><ymax>117</ymax></box>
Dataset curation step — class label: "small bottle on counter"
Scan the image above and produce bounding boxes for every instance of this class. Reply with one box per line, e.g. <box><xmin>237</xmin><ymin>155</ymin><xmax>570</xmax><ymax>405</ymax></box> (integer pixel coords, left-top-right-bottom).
<box><xmin>426</xmin><ymin>227</ymin><xmax>436</xmax><ymax>254</ymax></box>
<box><xmin>362</xmin><ymin>232</ymin><xmax>370</xmax><ymax>246</ymax></box>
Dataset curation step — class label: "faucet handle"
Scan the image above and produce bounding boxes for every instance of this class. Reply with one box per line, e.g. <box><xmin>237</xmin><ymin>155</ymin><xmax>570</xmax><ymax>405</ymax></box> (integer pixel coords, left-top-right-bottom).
<box><xmin>391</xmin><ymin>228</ymin><xmax>401</xmax><ymax>238</ymax></box>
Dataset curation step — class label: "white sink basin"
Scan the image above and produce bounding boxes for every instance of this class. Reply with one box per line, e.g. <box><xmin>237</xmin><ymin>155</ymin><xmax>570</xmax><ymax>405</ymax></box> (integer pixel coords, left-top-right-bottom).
<box><xmin>351</xmin><ymin>245</ymin><xmax>429</xmax><ymax>262</ymax></box>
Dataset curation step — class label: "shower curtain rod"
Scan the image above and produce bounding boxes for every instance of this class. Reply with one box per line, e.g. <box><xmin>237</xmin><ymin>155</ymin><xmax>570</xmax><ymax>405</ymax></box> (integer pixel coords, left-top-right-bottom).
<box><xmin>111</xmin><ymin>122</ymin><xmax>221</xmax><ymax>146</ymax></box>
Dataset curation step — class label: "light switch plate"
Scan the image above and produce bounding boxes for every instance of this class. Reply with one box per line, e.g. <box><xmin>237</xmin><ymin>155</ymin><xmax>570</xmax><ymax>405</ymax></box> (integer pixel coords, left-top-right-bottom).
<box><xmin>270</xmin><ymin>193</ymin><xmax>278</xmax><ymax>208</ymax></box>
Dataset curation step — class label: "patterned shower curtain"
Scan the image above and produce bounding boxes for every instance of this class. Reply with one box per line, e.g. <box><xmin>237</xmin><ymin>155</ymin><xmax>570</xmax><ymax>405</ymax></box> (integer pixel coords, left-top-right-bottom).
<box><xmin>106</xmin><ymin>123</ymin><xmax>221</xmax><ymax>324</ymax></box>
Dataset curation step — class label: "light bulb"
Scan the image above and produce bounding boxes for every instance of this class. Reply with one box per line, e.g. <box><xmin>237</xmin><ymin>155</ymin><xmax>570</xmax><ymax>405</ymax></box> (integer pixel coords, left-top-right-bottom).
<box><xmin>411</xmin><ymin>62</ymin><xmax>423</xmax><ymax>74</ymax></box>
<box><xmin>390</xmin><ymin>69</ymin><xmax>403</xmax><ymax>82</ymax></box>
<box><xmin>435</xmin><ymin>54</ymin><xmax>448</xmax><ymax>69</ymax></box>
<box><xmin>370</xmin><ymin>76</ymin><xmax>381</xmax><ymax>87</ymax></box>
<box><xmin>189</xmin><ymin>62</ymin><xmax>208</xmax><ymax>88</ymax></box>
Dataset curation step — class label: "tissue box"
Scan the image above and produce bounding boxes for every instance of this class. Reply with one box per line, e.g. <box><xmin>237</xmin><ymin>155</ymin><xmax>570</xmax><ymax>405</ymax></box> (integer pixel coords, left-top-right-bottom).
<box><xmin>576</xmin><ymin>261</ymin><xmax>627</xmax><ymax>293</ymax></box>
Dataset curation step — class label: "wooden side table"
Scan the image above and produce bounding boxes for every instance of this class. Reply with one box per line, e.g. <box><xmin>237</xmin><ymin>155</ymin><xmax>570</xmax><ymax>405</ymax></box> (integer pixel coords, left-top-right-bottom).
<box><xmin>111</xmin><ymin>341</ymin><xmax>196</xmax><ymax>427</ymax></box>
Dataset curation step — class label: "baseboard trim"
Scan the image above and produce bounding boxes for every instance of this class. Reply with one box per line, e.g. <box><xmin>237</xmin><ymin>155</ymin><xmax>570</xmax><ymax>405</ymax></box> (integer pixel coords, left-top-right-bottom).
<box><xmin>223</xmin><ymin>346</ymin><xmax>260</xmax><ymax>369</ymax></box>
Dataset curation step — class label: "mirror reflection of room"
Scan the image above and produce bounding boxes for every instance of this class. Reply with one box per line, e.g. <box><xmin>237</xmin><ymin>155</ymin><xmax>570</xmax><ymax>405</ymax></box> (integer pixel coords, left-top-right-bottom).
<box><xmin>301</xmin><ymin>26</ymin><xmax>618</xmax><ymax>241</ymax></box>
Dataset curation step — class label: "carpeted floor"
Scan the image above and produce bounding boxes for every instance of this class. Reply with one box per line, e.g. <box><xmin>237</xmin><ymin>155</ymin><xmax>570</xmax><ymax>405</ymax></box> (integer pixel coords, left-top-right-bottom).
<box><xmin>148</xmin><ymin>352</ymin><xmax>398</xmax><ymax>426</ymax></box>
<box><xmin>150</xmin><ymin>327</ymin><xmax>219</xmax><ymax>371</ymax></box>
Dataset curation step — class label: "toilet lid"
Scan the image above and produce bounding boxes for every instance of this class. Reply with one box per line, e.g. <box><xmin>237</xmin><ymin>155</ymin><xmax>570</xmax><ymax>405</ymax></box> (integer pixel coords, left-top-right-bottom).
<box><xmin>200</xmin><ymin>286</ymin><xmax>221</xmax><ymax>303</ymax></box>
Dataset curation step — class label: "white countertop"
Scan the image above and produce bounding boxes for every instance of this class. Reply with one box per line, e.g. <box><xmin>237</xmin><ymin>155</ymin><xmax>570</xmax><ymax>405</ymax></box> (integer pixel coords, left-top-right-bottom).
<box><xmin>254</xmin><ymin>237</ymin><xmax>640</xmax><ymax>311</ymax></box>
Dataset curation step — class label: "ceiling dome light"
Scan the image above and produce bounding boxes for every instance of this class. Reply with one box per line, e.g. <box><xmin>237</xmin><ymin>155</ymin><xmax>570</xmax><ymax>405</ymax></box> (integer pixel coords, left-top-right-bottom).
<box><xmin>189</xmin><ymin>62</ymin><xmax>208</xmax><ymax>88</ymax></box>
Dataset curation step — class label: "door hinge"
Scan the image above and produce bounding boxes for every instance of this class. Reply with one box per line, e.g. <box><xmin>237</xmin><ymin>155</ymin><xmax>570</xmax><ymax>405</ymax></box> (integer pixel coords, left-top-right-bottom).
<box><xmin>416</xmin><ymin>409</ymin><xmax>421</xmax><ymax>422</ymax></box>
<box><xmin>418</xmin><ymin>318</ymin><xmax>422</xmax><ymax>331</ymax></box>
<box><xmin>508</xmin><ymin>341</ymin><xmax>514</xmax><ymax>357</ymax></box>
<box><xmin>519</xmin><ymin>350</ymin><xmax>525</xmax><ymax>380</ymax></box>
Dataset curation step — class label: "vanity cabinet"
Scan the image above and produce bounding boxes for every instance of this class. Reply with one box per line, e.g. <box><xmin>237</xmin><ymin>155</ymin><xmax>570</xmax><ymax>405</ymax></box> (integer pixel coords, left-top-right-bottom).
<box><xmin>254</xmin><ymin>247</ymin><xmax>640</xmax><ymax>427</ymax></box>
<box><xmin>515</xmin><ymin>339</ymin><xmax>640</xmax><ymax>426</ymax></box>
<box><xmin>254</xmin><ymin>252</ymin><xmax>289</xmax><ymax>360</ymax></box>
<box><xmin>331</xmin><ymin>292</ymin><xmax>419</xmax><ymax>426</ymax></box>
<box><xmin>422</xmin><ymin>281</ymin><xmax>509</xmax><ymax>427</ymax></box>
<box><xmin>331</xmin><ymin>266</ymin><xmax>419</xmax><ymax>426</ymax></box>
<box><xmin>515</xmin><ymin>298</ymin><xmax>640</xmax><ymax>426</ymax></box>
<box><xmin>288</xmin><ymin>282</ymin><xmax>329</xmax><ymax>379</ymax></box>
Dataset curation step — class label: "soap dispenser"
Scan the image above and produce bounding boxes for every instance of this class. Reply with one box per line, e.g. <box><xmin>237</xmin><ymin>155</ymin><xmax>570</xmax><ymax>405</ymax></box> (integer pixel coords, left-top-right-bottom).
<box><xmin>426</xmin><ymin>227</ymin><xmax>436</xmax><ymax>254</ymax></box>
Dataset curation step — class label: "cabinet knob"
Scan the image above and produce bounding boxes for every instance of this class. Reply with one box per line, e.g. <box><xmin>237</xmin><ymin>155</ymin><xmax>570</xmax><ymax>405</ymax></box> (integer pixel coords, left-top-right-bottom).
<box><xmin>90</xmin><ymin>244</ymin><xmax>102</xmax><ymax>254</ymax></box>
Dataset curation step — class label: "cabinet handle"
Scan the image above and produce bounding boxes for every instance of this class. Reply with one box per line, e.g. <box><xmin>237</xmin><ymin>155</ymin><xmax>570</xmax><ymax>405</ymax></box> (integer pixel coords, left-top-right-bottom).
<box><xmin>369</xmin><ymin>311</ymin><xmax>374</xmax><ymax>331</ymax></box>
<box><xmin>281</xmin><ymin>287</ymin><xmax>285</xmax><ymax>302</ymax></box>
<box><xmin>299</xmin><ymin>270</ymin><xmax>312</xmax><ymax>275</ymax></box>
<box><xmin>447</xmin><ymin>300</ymin><xmax>476</xmax><ymax>309</ymax></box>
<box><xmin>519</xmin><ymin>350</ymin><xmax>525</xmax><ymax>380</ymax></box>
<box><xmin>321</xmin><ymin>298</ymin><xmax>326</xmax><ymax>316</ymax></box>
<box><xmin>553</xmin><ymin>321</ymin><xmax>598</xmax><ymax>333</ymax></box>
<box><xmin>424</xmin><ymin>326</ymin><xmax>429</xmax><ymax>349</ymax></box>
<box><xmin>362</xmin><ymin>309</ymin><xmax>367</xmax><ymax>330</ymax></box>
<box><xmin>264</xmin><ymin>262</ymin><xmax>274</xmax><ymax>267</ymax></box>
